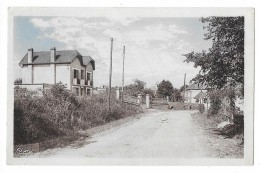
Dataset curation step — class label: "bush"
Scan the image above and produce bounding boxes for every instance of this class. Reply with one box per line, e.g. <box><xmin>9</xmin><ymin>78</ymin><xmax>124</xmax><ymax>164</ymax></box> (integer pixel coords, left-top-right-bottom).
<box><xmin>208</xmin><ymin>90</ymin><xmax>222</xmax><ymax>116</ymax></box>
<box><xmin>14</xmin><ymin>94</ymin><xmax>66</xmax><ymax>145</ymax></box>
<box><xmin>77</xmin><ymin>94</ymin><xmax>142</xmax><ymax>129</ymax></box>
<box><xmin>198</xmin><ymin>104</ymin><xmax>205</xmax><ymax>113</ymax></box>
<box><xmin>14</xmin><ymin>84</ymin><xmax>143</xmax><ymax>145</ymax></box>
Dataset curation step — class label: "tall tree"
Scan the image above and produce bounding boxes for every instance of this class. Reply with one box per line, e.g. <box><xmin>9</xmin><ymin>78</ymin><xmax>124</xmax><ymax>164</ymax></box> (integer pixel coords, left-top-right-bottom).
<box><xmin>171</xmin><ymin>88</ymin><xmax>182</xmax><ymax>102</ymax></box>
<box><xmin>124</xmin><ymin>78</ymin><xmax>146</xmax><ymax>97</ymax></box>
<box><xmin>184</xmin><ymin>17</ymin><xmax>244</xmax><ymax>90</ymax></box>
<box><xmin>157</xmin><ymin>80</ymin><xmax>174</xmax><ymax>97</ymax></box>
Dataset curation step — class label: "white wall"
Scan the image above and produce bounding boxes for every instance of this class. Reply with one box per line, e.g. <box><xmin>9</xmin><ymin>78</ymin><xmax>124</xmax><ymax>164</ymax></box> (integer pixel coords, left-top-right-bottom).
<box><xmin>190</xmin><ymin>90</ymin><xmax>202</xmax><ymax>103</ymax></box>
<box><xmin>33</xmin><ymin>64</ymin><xmax>55</xmax><ymax>84</ymax></box>
<box><xmin>56</xmin><ymin>64</ymin><xmax>70</xmax><ymax>89</ymax></box>
<box><xmin>20</xmin><ymin>59</ymin><xmax>93</xmax><ymax>92</ymax></box>
<box><xmin>185</xmin><ymin>89</ymin><xmax>207</xmax><ymax>104</ymax></box>
<box><xmin>21</xmin><ymin>65</ymin><xmax>31</xmax><ymax>84</ymax></box>
<box><xmin>15</xmin><ymin>84</ymin><xmax>43</xmax><ymax>91</ymax></box>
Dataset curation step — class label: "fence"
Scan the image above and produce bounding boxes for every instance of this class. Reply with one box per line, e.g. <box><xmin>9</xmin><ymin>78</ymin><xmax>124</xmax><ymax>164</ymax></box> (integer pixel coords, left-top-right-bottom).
<box><xmin>151</xmin><ymin>97</ymin><xmax>168</xmax><ymax>105</ymax></box>
<box><xmin>122</xmin><ymin>94</ymin><xmax>141</xmax><ymax>106</ymax></box>
<box><xmin>115</xmin><ymin>88</ymin><xmax>169</xmax><ymax>109</ymax></box>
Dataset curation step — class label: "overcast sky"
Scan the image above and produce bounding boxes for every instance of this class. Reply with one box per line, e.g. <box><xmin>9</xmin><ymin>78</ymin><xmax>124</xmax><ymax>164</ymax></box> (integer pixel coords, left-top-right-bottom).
<box><xmin>13</xmin><ymin>16</ymin><xmax>212</xmax><ymax>88</ymax></box>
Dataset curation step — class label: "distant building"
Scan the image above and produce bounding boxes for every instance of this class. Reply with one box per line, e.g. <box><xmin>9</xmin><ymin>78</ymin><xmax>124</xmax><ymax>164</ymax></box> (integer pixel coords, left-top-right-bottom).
<box><xmin>93</xmin><ymin>86</ymin><xmax>107</xmax><ymax>95</ymax></box>
<box><xmin>184</xmin><ymin>82</ymin><xmax>209</xmax><ymax>104</ymax></box>
<box><xmin>18</xmin><ymin>47</ymin><xmax>95</xmax><ymax>96</ymax></box>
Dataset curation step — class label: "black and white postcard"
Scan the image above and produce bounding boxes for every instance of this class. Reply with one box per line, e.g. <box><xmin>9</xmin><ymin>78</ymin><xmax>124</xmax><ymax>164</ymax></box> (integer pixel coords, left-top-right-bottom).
<box><xmin>7</xmin><ymin>7</ymin><xmax>254</xmax><ymax>165</ymax></box>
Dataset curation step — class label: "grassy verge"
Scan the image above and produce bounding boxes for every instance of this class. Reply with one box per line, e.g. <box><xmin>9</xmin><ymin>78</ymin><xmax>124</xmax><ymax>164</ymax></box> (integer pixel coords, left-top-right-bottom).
<box><xmin>191</xmin><ymin>112</ymin><xmax>244</xmax><ymax>158</ymax></box>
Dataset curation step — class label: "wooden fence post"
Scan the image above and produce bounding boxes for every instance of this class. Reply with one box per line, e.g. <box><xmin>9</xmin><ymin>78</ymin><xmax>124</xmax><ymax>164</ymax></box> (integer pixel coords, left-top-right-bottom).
<box><xmin>146</xmin><ymin>94</ymin><xmax>150</xmax><ymax>109</ymax></box>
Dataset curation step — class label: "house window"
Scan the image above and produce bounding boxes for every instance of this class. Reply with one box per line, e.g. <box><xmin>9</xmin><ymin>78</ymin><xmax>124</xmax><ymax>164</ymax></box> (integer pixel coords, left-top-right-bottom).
<box><xmin>86</xmin><ymin>72</ymin><xmax>91</xmax><ymax>81</ymax></box>
<box><xmin>73</xmin><ymin>69</ymin><xmax>80</xmax><ymax>84</ymax></box>
<box><xmin>81</xmin><ymin>70</ymin><xmax>84</xmax><ymax>79</ymax></box>
<box><xmin>83</xmin><ymin>87</ymin><xmax>86</xmax><ymax>95</ymax></box>
<box><xmin>80</xmin><ymin>87</ymin><xmax>84</xmax><ymax>96</ymax></box>
<box><xmin>87</xmin><ymin>88</ymin><xmax>91</xmax><ymax>96</ymax></box>
<box><xmin>86</xmin><ymin>72</ymin><xmax>91</xmax><ymax>86</ymax></box>
<box><xmin>74</xmin><ymin>69</ymin><xmax>79</xmax><ymax>78</ymax></box>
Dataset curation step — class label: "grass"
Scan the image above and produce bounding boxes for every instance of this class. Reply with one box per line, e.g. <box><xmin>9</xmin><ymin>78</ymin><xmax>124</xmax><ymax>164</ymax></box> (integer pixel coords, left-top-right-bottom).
<box><xmin>191</xmin><ymin>112</ymin><xmax>244</xmax><ymax>158</ymax></box>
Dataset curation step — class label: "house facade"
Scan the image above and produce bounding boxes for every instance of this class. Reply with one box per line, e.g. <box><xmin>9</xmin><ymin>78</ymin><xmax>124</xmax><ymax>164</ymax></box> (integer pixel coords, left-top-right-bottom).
<box><xmin>18</xmin><ymin>47</ymin><xmax>95</xmax><ymax>96</ymax></box>
<box><xmin>183</xmin><ymin>82</ymin><xmax>209</xmax><ymax>105</ymax></box>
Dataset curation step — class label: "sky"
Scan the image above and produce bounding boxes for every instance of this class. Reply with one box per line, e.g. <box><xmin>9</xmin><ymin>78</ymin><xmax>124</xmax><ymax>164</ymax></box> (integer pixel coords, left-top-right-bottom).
<box><xmin>13</xmin><ymin>16</ymin><xmax>212</xmax><ymax>88</ymax></box>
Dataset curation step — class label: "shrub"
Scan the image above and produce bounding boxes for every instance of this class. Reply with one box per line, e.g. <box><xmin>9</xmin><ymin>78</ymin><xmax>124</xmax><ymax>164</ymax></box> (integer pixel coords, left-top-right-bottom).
<box><xmin>198</xmin><ymin>104</ymin><xmax>205</xmax><ymax>113</ymax></box>
<box><xmin>76</xmin><ymin>94</ymin><xmax>143</xmax><ymax>129</ymax></box>
<box><xmin>14</xmin><ymin>84</ymin><xmax>143</xmax><ymax>145</ymax></box>
<box><xmin>208</xmin><ymin>90</ymin><xmax>222</xmax><ymax>116</ymax></box>
<box><xmin>14</xmin><ymin>93</ymin><xmax>66</xmax><ymax>145</ymax></box>
<box><xmin>14</xmin><ymin>78</ymin><xmax>22</xmax><ymax>84</ymax></box>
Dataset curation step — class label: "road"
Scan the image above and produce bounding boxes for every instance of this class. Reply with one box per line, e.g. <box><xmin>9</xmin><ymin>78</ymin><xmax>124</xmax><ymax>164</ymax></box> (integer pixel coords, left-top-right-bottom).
<box><xmin>34</xmin><ymin>110</ymin><xmax>211</xmax><ymax>158</ymax></box>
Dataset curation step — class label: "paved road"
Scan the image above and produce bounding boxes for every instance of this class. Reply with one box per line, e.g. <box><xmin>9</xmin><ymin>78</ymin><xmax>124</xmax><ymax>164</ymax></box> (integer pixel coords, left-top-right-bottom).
<box><xmin>35</xmin><ymin>110</ymin><xmax>210</xmax><ymax>158</ymax></box>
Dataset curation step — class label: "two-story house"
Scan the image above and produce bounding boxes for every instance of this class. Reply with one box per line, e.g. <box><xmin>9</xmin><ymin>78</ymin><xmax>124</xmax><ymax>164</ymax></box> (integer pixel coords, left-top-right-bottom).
<box><xmin>18</xmin><ymin>47</ymin><xmax>95</xmax><ymax>96</ymax></box>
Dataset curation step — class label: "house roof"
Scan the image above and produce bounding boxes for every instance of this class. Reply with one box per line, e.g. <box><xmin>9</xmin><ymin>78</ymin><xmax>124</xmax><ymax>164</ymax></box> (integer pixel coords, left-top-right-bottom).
<box><xmin>82</xmin><ymin>56</ymin><xmax>95</xmax><ymax>70</ymax></box>
<box><xmin>186</xmin><ymin>82</ymin><xmax>208</xmax><ymax>90</ymax></box>
<box><xmin>194</xmin><ymin>91</ymin><xmax>208</xmax><ymax>99</ymax></box>
<box><xmin>19</xmin><ymin>50</ymin><xmax>95</xmax><ymax>70</ymax></box>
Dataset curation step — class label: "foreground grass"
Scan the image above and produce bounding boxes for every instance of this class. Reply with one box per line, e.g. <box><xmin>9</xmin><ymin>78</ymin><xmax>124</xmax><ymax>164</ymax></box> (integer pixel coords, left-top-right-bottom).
<box><xmin>191</xmin><ymin>112</ymin><xmax>244</xmax><ymax>158</ymax></box>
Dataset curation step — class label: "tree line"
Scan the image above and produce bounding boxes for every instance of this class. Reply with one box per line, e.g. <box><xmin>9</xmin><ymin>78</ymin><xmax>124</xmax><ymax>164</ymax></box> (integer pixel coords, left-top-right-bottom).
<box><xmin>123</xmin><ymin>78</ymin><xmax>184</xmax><ymax>102</ymax></box>
<box><xmin>183</xmin><ymin>17</ymin><xmax>244</xmax><ymax>114</ymax></box>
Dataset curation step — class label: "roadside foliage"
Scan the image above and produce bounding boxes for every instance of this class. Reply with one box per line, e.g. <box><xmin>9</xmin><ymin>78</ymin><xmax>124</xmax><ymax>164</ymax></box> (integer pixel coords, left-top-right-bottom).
<box><xmin>14</xmin><ymin>84</ymin><xmax>143</xmax><ymax>145</ymax></box>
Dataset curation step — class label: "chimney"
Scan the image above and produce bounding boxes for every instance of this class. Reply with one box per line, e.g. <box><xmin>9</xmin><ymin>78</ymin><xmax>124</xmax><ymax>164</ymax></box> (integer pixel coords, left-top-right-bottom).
<box><xmin>28</xmin><ymin>48</ymin><xmax>33</xmax><ymax>63</ymax></box>
<box><xmin>50</xmin><ymin>47</ymin><xmax>56</xmax><ymax>62</ymax></box>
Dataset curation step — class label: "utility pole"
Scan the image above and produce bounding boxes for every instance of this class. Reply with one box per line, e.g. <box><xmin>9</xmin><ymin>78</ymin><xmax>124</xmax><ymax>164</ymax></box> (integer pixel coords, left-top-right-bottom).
<box><xmin>108</xmin><ymin>38</ymin><xmax>113</xmax><ymax>111</ymax></box>
<box><xmin>183</xmin><ymin>73</ymin><xmax>186</xmax><ymax>103</ymax></box>
<box><xmin>121</xmin><ymin>46</ymin><xmax>125</xmax><ymax>105</ymax></box>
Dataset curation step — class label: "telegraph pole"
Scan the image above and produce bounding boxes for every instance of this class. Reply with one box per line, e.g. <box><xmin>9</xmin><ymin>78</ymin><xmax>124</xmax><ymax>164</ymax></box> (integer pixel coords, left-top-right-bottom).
<box><xmin>121</xmin><ymin>46</ymin><xmax>125</xmax><ymax>105</ymax></box>
<box><xmin>183</xmin><ymin>73</ymin><xmax>186</xmax><ymax>103</ymax></box>
<box><xmin>108</xmin><ymin>38</ymin><xmax>113</xmax><ymax>111</ymax></box>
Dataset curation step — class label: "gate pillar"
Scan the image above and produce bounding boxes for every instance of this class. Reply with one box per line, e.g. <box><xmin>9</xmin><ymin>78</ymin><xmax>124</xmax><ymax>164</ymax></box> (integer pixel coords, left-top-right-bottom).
<box><xmin>137</xmin><ymin>94</ymin><xmax>142</xmax><ymax>104</ymax></box>
<box><xmin>116</xmin><ymin>88</ymin><xmax>120</xmax><ymax>100</ymax></box>
<box><xmin>146</xmin><ymin>94</ymin><xmax>150</xmax><ymax>109</ymax></box>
